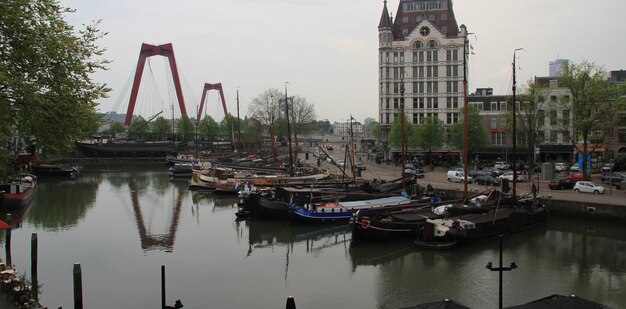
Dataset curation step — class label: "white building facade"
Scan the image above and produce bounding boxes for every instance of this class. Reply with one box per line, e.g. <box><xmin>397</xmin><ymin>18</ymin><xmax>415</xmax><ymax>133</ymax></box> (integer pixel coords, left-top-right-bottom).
<box><xmin>378</xmin><ymin>0</ymin><xmax>467</xmax><ymax>138</ymax></box>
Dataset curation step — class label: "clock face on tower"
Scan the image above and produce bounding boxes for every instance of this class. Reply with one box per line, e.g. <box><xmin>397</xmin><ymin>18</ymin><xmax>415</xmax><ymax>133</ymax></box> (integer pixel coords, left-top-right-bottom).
<box><xmin>419</xmin><ymin>26</ymin><xmax>430</xmax><ymax>37</ymax></box>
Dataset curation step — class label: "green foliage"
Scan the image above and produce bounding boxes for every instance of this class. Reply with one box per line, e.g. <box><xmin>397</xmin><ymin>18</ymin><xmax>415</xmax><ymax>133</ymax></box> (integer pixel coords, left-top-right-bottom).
<box><xmin>108</xmin><ymin>122</ymin><xmax>126</xmax><ymax>137</ymax></box>
<box><xmin>1</xmin><ymin>0</ymin><xmax>110</xmax><ymax>172</ymax></box>
<box><xmin>558</xmin><ymin>61</ymin><xmax>624</xmax><ymax>179</ymax></box>
<box><xmin>389</xmin><ymin>115</ymin><xmax>417</xmax><ymax>149</ymax></box>
<box><xmin>198</xmin><ymin>115</ymin><xmax>219</xmax><ymax>136</ymax></box>
<box><xmin>449</xmin><ymin>106</ymin><xmax>488</xmax><ymax>156</ymax></box>
<box><xmin>242</xmin><ymin>117</ymin><xmax>262</xmax><ymax>144</ymax></box>
<box><xmin>219</xmin><ymin>114</ymin><xmax>239</xmax><ymax>137</ymax></box>
<box><xmin>365</xmin><ymin>121</ymin><xmax>381</xmax><ymax>139</ymax></box>
<box><xmin>415</xmin><ymin>116</ymin><xmax>444</xmax><ymax>155</ymax></box>
<box><xmin>176</xmin><ymin>115</ymin><xmax>195</xmax><ymax>140</ymax></box>
<box><xmin>151</xmin><ymin>116</ymin><xmax>171</xmax><ymax>139</ymax></box>
<box><xmin>129</xmin><ymin>116</ymin><xmax>148</xmax><ymax>137</ymax></box>
<box><xmin>312</xmin><ymin>120</ymin><xmax>332</xmax><ymax>133</ymax></box>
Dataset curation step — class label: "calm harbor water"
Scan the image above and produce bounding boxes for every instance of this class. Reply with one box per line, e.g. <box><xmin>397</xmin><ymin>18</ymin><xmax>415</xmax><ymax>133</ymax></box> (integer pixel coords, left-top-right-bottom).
<box><xmin>1</xmin><ymin>165</ymin><xmax>625</xmax><ymax>308</ymax></box>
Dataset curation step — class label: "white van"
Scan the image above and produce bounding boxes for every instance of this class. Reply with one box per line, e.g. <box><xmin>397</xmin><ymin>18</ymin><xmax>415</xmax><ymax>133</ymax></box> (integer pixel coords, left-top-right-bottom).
<box><xmin>447</xmin><ymin>170</ymin><xmax>473</xmax><ymax>183</ymax></box>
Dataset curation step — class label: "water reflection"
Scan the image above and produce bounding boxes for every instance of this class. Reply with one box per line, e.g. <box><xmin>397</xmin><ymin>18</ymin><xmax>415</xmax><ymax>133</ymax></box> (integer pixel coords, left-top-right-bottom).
<box><xmin>27</xmin><ymin>176</ymin><xmax>98</xmax><ymax>230</ymax></box>
<box><xmin>129</xmin><ymin>178</ymin><xmax>185</xmax><ymax>252</ymax></box>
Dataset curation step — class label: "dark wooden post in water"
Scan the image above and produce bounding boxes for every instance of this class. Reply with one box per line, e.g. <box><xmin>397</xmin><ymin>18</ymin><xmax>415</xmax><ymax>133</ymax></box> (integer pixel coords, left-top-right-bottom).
<box><xmin>4</xmin><ymin>213</ymin><xmax>11</xmax><ymax>266</ymax></box>
<box><xmin>161</xmin><ymin>265</ymin><xmax>166</xmax><ymax>309</ymax></box>
<box><xmin>285</xmin><ymin>296</ymin><xmax>296</xmax><ymax>309</ymax></box>
<box><xmin>31</xmin><ymin>233</ymin><xmax>39</xmax><ymax>303</ymax></box>
<box><xmin>73</xmin><ymin>262</ymin><xmax>83</xmax><ymax>309</ymax></box>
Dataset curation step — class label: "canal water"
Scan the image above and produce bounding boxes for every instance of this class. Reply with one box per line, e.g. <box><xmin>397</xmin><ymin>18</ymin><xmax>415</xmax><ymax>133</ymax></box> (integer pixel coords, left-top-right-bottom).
<box><xmin>1</xmin><ymin>165</ymin><xmax>625</xmax><ymax>308</ymax></box>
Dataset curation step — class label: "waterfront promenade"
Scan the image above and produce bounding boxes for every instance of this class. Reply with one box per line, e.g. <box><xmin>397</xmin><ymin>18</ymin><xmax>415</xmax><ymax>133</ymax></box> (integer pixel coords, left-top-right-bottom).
<box><xmin>300</xmin><ymin>148</ymin><xmax>626</xmax><ymax>207</ymax></box>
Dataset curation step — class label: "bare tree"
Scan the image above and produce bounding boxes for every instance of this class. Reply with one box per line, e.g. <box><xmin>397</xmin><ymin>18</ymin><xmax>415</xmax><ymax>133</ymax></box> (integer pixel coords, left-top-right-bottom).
<box><xmin>288</xmin><ymin>96</ymin><xmax>316</xmax><ymax>148</ymax></box>
<box><xmin>247</xmin><ymin>88</ymin><xmax>282</xmax><ymax>142</ymax></box>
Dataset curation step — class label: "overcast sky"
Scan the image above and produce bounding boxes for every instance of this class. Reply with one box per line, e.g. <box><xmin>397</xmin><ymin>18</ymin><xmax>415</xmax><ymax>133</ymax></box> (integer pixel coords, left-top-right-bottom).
<box><xmin>60</xmin><ymin>0</ymin><xmax>626</xmax><ymax>123</ymax></box>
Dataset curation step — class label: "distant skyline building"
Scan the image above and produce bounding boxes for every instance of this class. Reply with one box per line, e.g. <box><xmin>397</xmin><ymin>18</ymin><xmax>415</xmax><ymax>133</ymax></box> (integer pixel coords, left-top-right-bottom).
<box><xmin>549</xmin><ymin>58</ymin><xmax>569</xmax><ymax>77</ymax></box>
<box><xmin>377</xmin><ymin>0</ymin><xmax>467</xmax><ymax>138</ymax></box>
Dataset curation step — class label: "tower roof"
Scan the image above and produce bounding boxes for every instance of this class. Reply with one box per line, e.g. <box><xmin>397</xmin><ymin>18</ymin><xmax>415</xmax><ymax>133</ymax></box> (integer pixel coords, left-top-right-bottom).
<box><xmin>378</xmin><ymin>0</ymin><xmax>393</xmax><ymax>29</ymax></box>
<box><xmin>391</xmin><ymin>0</ymin><xmax>460</xmax><ymax>39</ymax></box>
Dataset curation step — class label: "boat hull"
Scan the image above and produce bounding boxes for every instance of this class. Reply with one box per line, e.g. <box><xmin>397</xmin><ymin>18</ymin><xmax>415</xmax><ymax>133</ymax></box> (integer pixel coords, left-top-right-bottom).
<box><xmin>0</xmin><ymin>175</ymin><xmax>37</xmax><ymax>210</ymax></box>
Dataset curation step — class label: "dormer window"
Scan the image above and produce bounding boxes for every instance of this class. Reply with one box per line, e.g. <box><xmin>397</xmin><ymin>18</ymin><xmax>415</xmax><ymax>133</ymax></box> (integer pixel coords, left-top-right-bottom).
<box><xmin>414</xmin><ymin>41</ymin><xmax>423</xmax><ymax>49</ymax></box>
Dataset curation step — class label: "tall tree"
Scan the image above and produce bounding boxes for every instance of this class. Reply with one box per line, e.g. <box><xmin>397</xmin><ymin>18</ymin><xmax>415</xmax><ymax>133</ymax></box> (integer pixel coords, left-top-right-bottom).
<box><xmin>513</xmin><ymin>79</ymin><xmax>547</xmax><ymax>173</ymax></box>
<box><xmin>389</xmin><ymin>115</ymin><xmax>417</xmax><ymax>149</ymax></box>
<box><xmin>449</xmin><ymin>106</ymin><xmax>488</xmax><ymax>161</ymax></box>
<box><xmin>151</xmin><ymin>116</ymin><xmax>172</xmax><ymax>140</ymax></box>
<box><xmin>365</xmin><ymin>121</ymin><xmax>381</xmax><ymax>139</ymax></box>
<box><xmin>176</xmin><ymin>115</ymin><xmax>195</xmax><ymax>141</ymax></box>
<box><xmin>558</xmin><ymin>61</ymin><xmax>624</xmax><ymax>180</ymax></box>
<box><xmin>287</xmin><ymin>96</ymin><xmax>316</xmax><ymax>148</ymax></box>
<box><xmin>248</xmin><ymin>88</ymin><xmax>282</xmax><ymax>142</ymax></box>
<box><xmin>1</xmin><ymin>0</ymin><xmax>109</xmax><ymax>174</ymax></box>
<box><xmin>198</xmin><ymin>115</ymin><xmax>219</xmax><ymax>137</ymax></box>
<box><xmin>129</xmin><ymin>116</ymin><xmax>148</xmax><ymax>138</ymax></box>
<box><xmin>414</xmin><ymin>116</ymin><xmax>444</xmax><ymax>169</ymax></box>
<box><xmin>219</xmin><ymin>114</ymin><xmax>238</xmax><ymax>139</ymax></box>
<box><xmin>108</xmin><ymin>122</ymin><xmax>126</xmax><ymax>138</ymax></box>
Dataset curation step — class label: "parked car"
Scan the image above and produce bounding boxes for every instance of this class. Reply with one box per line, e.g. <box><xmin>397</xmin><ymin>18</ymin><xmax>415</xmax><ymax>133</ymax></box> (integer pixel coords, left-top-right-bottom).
<box><xmin>554</xmin><ymin>163</ymin><xmax>567</xmax><ymax>172</ymax></box>
<box><xmin>447</xmin><ymin>170</ymin><xmax>473</xmax><ymax>183</ymax></box>
<box><xmin>573</xmin><ymin>181</ymin><xmax>605</xmax><ymax>194</ymax></box>
<box><xmin>566</xmin><ymin>172</ymin><xmax>584</xmax><ymax>182</ymax></box>
<box><xmin>549</xmin><ymin>178</ymin><xmax>575</xmax><ymax>190</ymax></box>
<box><xmin>337</xmin><ymin>160</ymin><xmax>346</xmax><ymax>167</ymax></box>
<box><xmin>404</xmin><ymin>164</ymin><xmax>424</xmax><ymax>173</ymax></box>
<box><xmin>475</xmin><ymin>175</ymin><xmax>500</xmax><ymax>186</ymax></box>
<box><xmin>405</xmin><ymin>168</ymin><xmax>425</xmax><ymax>178</ymax></box>
<box><xmin>602</xmin><ymin>163</ymin><xmax>615</xmax><ymax>173</ymax></box>
<box><xmin>601</xmin><ymin>172</ymin><xmax>626</xmax><ymax>186</ymax></box>
<box><xmin>494</xmin><ymin>161</ymin><xmax>510</xmax><ymax>170</ymax></box>
<box><xmin>467</xmin><ymin>170</ymin><xmax>487</xmax><ymax>177</ymax></box>
<box><xmin>482</xmin><ymin>167</ymin><xmax>503</xmax><ymax>177</ymax></box>
<box><xmin>355</xmin><ymin>162</ymin><xmax>366</xmax><ymax>171</ymax></box>
<box><xmin>570</xmin><ymin>165</ymin><xmax>580</xmax><ymax>172</ymax></box>
<box><xmin>498</xmin><ymin>171</ymin><xmax>528</xmax><ymax>182</ymax></box>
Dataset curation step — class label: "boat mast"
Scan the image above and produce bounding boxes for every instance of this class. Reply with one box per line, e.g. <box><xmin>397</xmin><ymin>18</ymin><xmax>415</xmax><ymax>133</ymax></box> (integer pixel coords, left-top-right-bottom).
<box><xmin>285</xmin><ymin>82</ymin><xmax>294</xmax><ymax>176</ymax></box>
<box><xmin>236</xmin><ymin>88</ymin><xmax>241</xmax><ymax>153</ymax></box>
<box><xmin>400</xmin><ymin>74</ymin><xmax>406</xmax><ymax>189</ymax></box>
<box><xmin>350</xmin><ymin>115</ymin><xmax>356</xmax><ymax>183</ymax></box>
<box><xmin>462</xmin><ymin>26</ymin><xmax>469</xmax><ymax>200</ymax></box>
<box><xmin>512</xmin><ymin>48</ymin><xmax>524</xmax><ymax>199</ymax></box>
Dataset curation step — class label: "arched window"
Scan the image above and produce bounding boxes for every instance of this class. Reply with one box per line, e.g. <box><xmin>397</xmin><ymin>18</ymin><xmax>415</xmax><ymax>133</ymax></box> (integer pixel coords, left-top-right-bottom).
<box><xmin>428</xmin><ymin>40</ymin><xmax>438</xmax><ymax>48</ymax></box>
<box><xmin>413</xmin><ymin>41</ymin><xmax>423</xmax><ymax>49</ymax></box>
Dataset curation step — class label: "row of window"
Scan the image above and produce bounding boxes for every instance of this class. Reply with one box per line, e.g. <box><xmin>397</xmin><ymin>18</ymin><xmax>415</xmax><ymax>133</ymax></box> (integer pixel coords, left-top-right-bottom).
<box><xmin>381</xmin><ymin>97</ymin><xmax>461</xmax><ymax>110</ymax></box>
<box><xmin>380</xmin><ymin>49</ymin><xmax>459</xmax><ymax>64</ymax></box>
<box><xmin>379</xmin><ymin>112</ymin><xmax>459</xmax><ymax>126</ymax></box>
<box><xmin>537</xmin><ymin>109</ymin><xmax>571</xmax><ymax>127</ymax></box>
<box><xmin>403</xmin><ymin>0</ymin><xmax>447</xmax><ymax>12</ymax></box>
<box><xmin>380</xmin><ymin>81</ymin><xmax>460</xmax><ymax>94</ymax></box>
<box><xmin>380</xmin><ymin>65</ymin><xmax>460</xmax><ymax>79</ymax></box>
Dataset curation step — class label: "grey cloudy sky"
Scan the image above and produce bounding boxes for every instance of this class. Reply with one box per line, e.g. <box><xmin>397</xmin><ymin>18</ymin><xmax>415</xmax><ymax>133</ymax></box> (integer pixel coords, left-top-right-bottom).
<box><xmin>60</xmin><ymin>0</ymin><xmax>626</xmax><ymax>123</ymax></box>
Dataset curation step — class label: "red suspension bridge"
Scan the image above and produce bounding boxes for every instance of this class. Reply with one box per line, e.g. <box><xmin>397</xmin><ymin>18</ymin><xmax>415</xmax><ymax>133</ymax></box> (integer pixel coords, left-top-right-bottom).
<box><xmin>121</xmin><ymin>43</ymin><xmax>228</xmax><ymax>126</ymax></box>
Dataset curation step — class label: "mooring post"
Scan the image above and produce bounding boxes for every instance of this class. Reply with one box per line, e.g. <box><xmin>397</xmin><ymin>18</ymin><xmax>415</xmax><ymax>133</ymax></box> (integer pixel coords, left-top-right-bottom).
<box><xmin>285</xmin><ymin>296</ymin><xmax>296</xmax><ymax>309</ymax></box>
<box><xmin>73</xmin><ymin>262</ymin><xmax>83</xmax><ymax>309</ymax></box>
<box><xmin>161</xmin><ymin>265</ymin><xmax>166</xmax><ymax>309</ymax></box>
<box><xmin>5</xmin><ymin>213</ymin><xmax>12</xmax><ymax>266</ymax></box>
<box><xmin>32</xmin><ymin>233</ymin><xmax>39</xmax><ymax>302</ymax></box>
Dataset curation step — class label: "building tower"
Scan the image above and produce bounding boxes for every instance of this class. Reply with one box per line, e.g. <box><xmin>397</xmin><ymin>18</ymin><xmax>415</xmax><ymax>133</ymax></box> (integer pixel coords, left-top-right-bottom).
<box><xmin>378</xmin><ymin>0</ymin><xmax>466</xmax><ymax>139</ymax></box>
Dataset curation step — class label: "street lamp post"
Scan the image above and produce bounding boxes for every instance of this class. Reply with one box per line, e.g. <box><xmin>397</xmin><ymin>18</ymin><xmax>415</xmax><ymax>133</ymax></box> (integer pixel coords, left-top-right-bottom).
<box><xmin>486</xmin><ymin>235</ymin><xmax>517</xmax><ymax>309</ymax></box>
<box><xmin>609</xmin><ymin>108</ymin><xmax>615</xmax><ymax>195</ymax></box>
